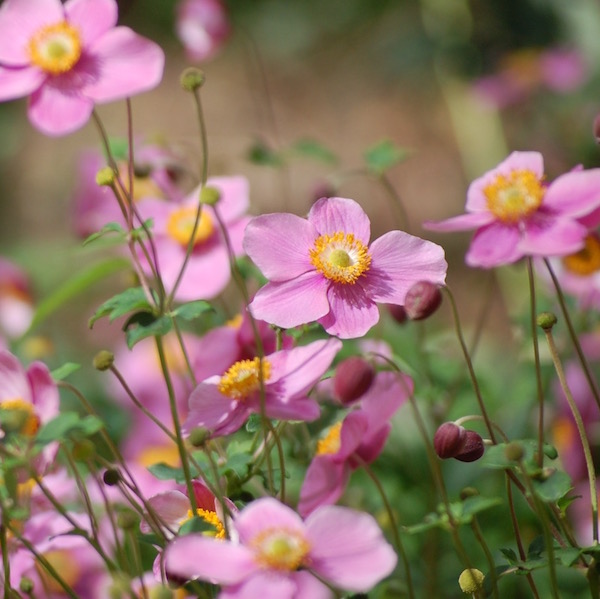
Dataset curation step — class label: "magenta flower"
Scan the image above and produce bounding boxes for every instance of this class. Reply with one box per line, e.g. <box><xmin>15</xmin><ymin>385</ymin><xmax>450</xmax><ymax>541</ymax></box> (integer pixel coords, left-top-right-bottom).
<box><xmin>138</xmin><ymin>176</ymin><xmax>250</xmax><ymax>301</ymax></box>
<box><xmin>298</xmin><ymin>371</ymin><xmax>412</xmax><ymax>516</ymax></box>
<box><xmin>244</xmin><ymin>197</ymin><xmax>447</xmax><ymax>339</ymax></box>
<box><xmin>424</xmin><ymin>151</ymin><xmax>600</xmax><ymax>268</ymax></box>
<box><xmin>0</xmin><ymin>0</ymin><xmax>164</xmax><ymax>136</ymax></box>
<box><xmin>164</xmin><ymin>496</ymin><xmax>397</xmax><ymax>598</ymax></box>
<box><xmin>183</xmin><ymin>338</ymin><xmax>342</xmax><ymax>437</ymax></box>
<box><xmin>176</xmin><ymin>0</ymin><xmax>230</xmax><ymax>63</ymax></box>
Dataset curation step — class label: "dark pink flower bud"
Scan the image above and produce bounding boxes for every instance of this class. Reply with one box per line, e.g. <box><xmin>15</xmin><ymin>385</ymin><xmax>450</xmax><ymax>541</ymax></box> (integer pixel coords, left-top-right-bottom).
<box><xmin>455</xmin><ymin>430</ymin><xmax>485</xmax><ymax>462</ymax></box>
<box><xmin>388</xmin><ymin>304</ymin><xmax>407</xmax><ymax>324</ymax></box>
<box><xmin>404</xmin><ymin>281</ymin><xmax>442</xmax><ymax>321</ymax></box>
<box><xmin>333</xmin><ymin>356</ymin><xmax>375</xmax><ymax>404</ymax></box>
<box><xmin>434</xmin><ymin>422</ymin><xmax>466</xmax><ymax>459</ymax></box>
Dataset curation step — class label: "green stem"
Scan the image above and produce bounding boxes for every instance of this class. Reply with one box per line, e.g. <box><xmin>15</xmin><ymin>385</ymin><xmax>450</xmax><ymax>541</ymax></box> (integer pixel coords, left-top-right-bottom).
<box><xmin>471</xmin><ymin>517</ymin><xmax>499</xmax><ymax>599</ymax></box>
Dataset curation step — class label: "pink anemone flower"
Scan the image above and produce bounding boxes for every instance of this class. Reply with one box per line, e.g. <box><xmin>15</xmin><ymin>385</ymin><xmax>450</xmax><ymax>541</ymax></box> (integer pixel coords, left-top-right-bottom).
<box><xmin>163</xmin><ymin>496</ymin><xmax>397</xmax><ymax>598</ymax></box>
<box><xmin>0</xmin><ymin>258</ymin><xmax>34</xmax><ymax>339</ymax></box>
<box><xmin>424</xmin><ymin>151</ymin><xmax>600</xmax><ymax>268</ymax></box>
<box><xmin>244</xmin><ymin>197</ymin><xmax>447</xmax><ymax>339</ymax></box>
<box><xmin>298</xmin><ymin>371</ymin><xmax>413</xmax><ymax>517</ymax></box>
<box><xmin>183</xmin><ymin>338</ymin><xmax>342</xmax><ymax>438</ymax></box>
<box><xmin>0</xmin><ymin>0</ymin><xmax>164</xmax><ymax>136</ymax></box>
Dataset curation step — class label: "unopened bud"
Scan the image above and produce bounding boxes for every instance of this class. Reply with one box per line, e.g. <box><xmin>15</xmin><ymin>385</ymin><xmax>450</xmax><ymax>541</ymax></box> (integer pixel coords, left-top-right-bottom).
<box><xmin>103</xmin><ymin>468</ymin><xmax>121</xmax><ymax>486</ymax></box>
<box><xmin>458</xmin><ymin>568</ymin><xmax>485</xmax><ymax>594</ymax></box>
<box><xmin>96</xmin><ymin>167</ymin><xmax>116</xmax><ymax>187</ymax></box>
<box><xmin>455</xmin><ymin>430</ymin><xmax>485</xmax><ymax>463</ymax></box>
<box><xmin>333</xmin><ymin>356</ymin><xmax>375</xmax><ymax>404</ymax></box>
<box><xmin>504</xmin><ymin>441</ymin><xmax>525</xmax><ymax>462</ymax></box>
<box><xmin>148</xmin><ymin>586</ymin><xmax>174</xmax><ymax>599</ymax></box>
<box><xmin>404</xmin><ymin>281</ymin><xmax>442</xmax><ymax>321</ymax></box>
<box><xmin>594</xmin><ymin>113</ymin><xmax>600</xmax><ymax>144</ymax></box>
<box><xmin>0</xmin><ymin>408</ymin><xmax>30</xmax><ymax>434</ymax></box>
<box><xmin>434</xmin><ymin>422</ymin><xmax>466</xmax><ymax>459</ymax></box>
<box><xmin>117</xmin><ymin>509</ymin><xmax>138</xmax><ymax>530</ymax></box>
<box><xmin>19</xmin><ymin>577</ymin><xmax>35</xmax><ymax>593</ymax></box>
<box><xmin>188</xmin><ymin>427</ymin><xmax>209</xmax><ymax>447</ymax></box>
<box><xmin>459</xmin><ymin>487</ymin><xmax>479</xmax><ymax>500</ymax></box>
<box><xmin>200</xmin><ymin>186</ymin><xmax>221</xmax><ymax>205</ymax></box>
<box><xmin>180</xmin><ymin>67</ymin><xmax>206</xmax><ymax>92</ymax></box>
<box><xmin>537</xmin><ymin>312</ymin><xmax>557</xmax><ymax>331</ymax></box>
<box><xmin>93</xmin><ymin>350</ymin><xmax>114</xmax><ymax>371</ymax></box>
<box><xmin>388</xmin><ymin>304</ymin><xmax>407</xmax><ymax>324</ymax></box>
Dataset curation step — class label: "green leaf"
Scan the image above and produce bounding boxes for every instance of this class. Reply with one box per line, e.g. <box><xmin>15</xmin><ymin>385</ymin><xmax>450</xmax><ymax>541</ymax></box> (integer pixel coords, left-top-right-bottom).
<box><xmin>172</xmin><ymin>301</ymin><xmax>212</xmax><ymax>322</ymax></box>
<box><xmin>147</xmin><ymin>462</ymin><xmax>185</xmax><ymax>482</ymax></box>
<box><xmin>500</xmin><ymin>548</ymin><xmax>518</xmax><ymax>564</ymax></box>
<box><xmin>556</xmin><ymin>547</ymin><xmax>582</xmax><ymax>567</ymax></box>
<box><xmin>222</xmin><ymin>453</ymin><xmax>252</xmax><ymax>478</ymax></box>
<box><xmin>82</xmin><ymin>222</ymin><xmax>126</xmax><ymax>247</ymax></box>
<box><xmin>291</xmin><ymin>138</ymin><xmax>338</xmax><ymax>165</ymax></box>
<box><xmin>179</xmin><ymin>516</ymin><xmax>217</xmax><ymax>536</ymax></box>
<box><xmin>51</xmin><ymin>362</ymin><xmax>81</xmax><ymax>381</ymax></box>
<box><xmin>76</xmin><ymin>415</ymin><xmax>104</xmax><ymax>436</ymax></box>
<box><xmin>27</xmin><ymin>257</ymin><xmax>131</xmax><ymax>334</ymax></box>
<box><xmin>89</xmin><ymin>287</ymin><xmax>152</xmax><ymax>328</ymax></box>
<box><xmin>531</xmin><ymin>469</ymin><xmax>573</xmax><ymax>503</ymax></box>
<box><xmin>364</xmin><ymin>139</ymin><xmax>409</xmax><ymax>175</ymax></box>
<box><xmin>124</xmin><ymin>312</ymin><xmax>172</xmax><ymax>349</ymax></box>
<box><xmin>527</xmin><ymin>535</ymin><xmax>545</xmax><ymax>559</ymax></box>
<box><xmin>108</xmin><ymin>137</ymin><xmax>129</xmax><ymax>161</ymax></box>
<box><xmin>245</xmin><ymin>413</ymin><xmax>263</xmax><ymax>434</ymax></box>
<box><xmin>248</xmin><ymin>140</ymin><xmax>284</xmax><ymax>167</ymax></box>
<box><xmin>35</xmin><ymin>412</ymin><xmax>81</xmax><ymax>445</ymax></box>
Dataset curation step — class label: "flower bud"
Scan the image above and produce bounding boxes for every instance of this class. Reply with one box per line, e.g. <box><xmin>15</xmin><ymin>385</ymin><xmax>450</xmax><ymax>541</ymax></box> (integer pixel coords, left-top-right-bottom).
<box><xmin>404</xmin><ymin>281</ymin><xmax>442</xmax><ymax>321</ymax></box>
<box><xmin>96</xmin><ymin>167</ymin><xmax>116</xmax><ymax>187</ymax></box>
<box><xmin>103</xmin><ymin>468</ymin><xmax>121</xmax><ymax>486</ymax></box>
<box><xmin>149</xmin><ymin>586</ymin><xmax>175</xmax><ymax>599</ymax></box>
<box><xmin>434</xmin><ymin>422</ymin><xmax>466</xmax><ymax>459</ymax></box>
<box><xmin>19</xmin><ymin>577</ymin><xmax>35</xmax><ymax>593</ymax></box>
<box><xmin>387</xmin><ymin>304</ymin><xmax>407</xmax><ymax>324</ymax></box>
<box><xmin>188</xmin><ymin>426</ymin><xmax>209</xmax><ymax>447</ymax></box>
<box><xmin>180</xmin><ymin>67</ymin><xmax>206</xmax><ymax>92</ymax></box>
<box><xmin>459</xmin><ymin>486</ymin><xmax>479</xmax><ymax>500</ymax></box>
<box><xmin>93</xmin><ymin>350</ymin><xmax>114</xmax><ymax>371</ymax></box>
<box><xmin>71</xmin><ymin>439</ymin><xmax>96</xmax><ymax>462</ymax></box>
<box><xmin>117</xmin><ymin>509</ymin><xmax>138</xmax><ymax>530</ymax></box>
<box><xmin>200</xmin><ymin>186</ymin><xmax>221</xmax><ymax>206</ymax></box>
<box><xmin>333</xmin><ymin>356</ymin><xmax>375</xmax><ymax>404</ymax></box>
<box><xmin>458</xmin><ymin>568</ymin><xmax>485</xmax><ymax>594</ymax></box>
<box><xmin>455</xmin><ymin>430</ymin><xmax>485</xmax><ymax>462</ymax></box>
<box><xmin>536</xmin><ymin>311</ymin><xmax>557</xmax><ymax>331</ymax></box>
<box><xmin>504</xmin><ymin>441</ymin><xmax>525</xmax><ymax>462</ymax></box>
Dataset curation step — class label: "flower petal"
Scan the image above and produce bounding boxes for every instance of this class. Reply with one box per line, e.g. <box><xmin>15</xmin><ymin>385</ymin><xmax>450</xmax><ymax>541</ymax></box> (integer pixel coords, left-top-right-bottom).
<box><xmin>262</xmin><ymin>395</ymin><xmax>320</xmax><ymax>422</ymax></box>
<box><xmin>0</xmin><ymin>350</ymin><xmax>30</xmax><ymax>402</ymax></box>
<box><xmin>141</xmin><ymin>490</ymin><xmax>189</xmax><ymax>534</ymax></box>
<box><xmin>26</xmin><ymin>362</ymin><xmax>59</xmax><ymax>423</ymax></box>
<box><xmin>543</xmin><ymin>168</ymin><xmax>600</xmax><ymax>218</ymax></box>
<box><xmin>64</xmin><ymin>0</ymin><xmax>117</xmax><ymax>46</ymax></box>
<box><xmin>318</xmin><ymin>283</ymin><xmax>379</xmax><ymax>339</ymax></box>
<box><xmin>220</xmin><ymin>572</ymin><xmax>298</xmax><ymax>599</ymax></box>
<box><xmin>184</xmin><ymin>384</ymin><xmax>247</xmax><ymax>436</ymax></box>
<box><xmin>518</xmin><ymin>216</ymin><xmax>587</xmax><ymax>258</ymax></box>
<box><xmin>298</xmin><ymin>457</ymin><xmax>349</xmax><ymax>517</ymax></box>
<box><xmin>208</xmin><ymin>176</ymin><xmax>250</xmax><ymax>222</ymax></box>
<box><xmin>423</xmin><ymin>211</ymin><xmax>494</xmax><ymax>232</ymax></box>
<box><xmin>0</xmin><ymin>66</ymin><xmax>45</xmax><ymax>101</ymax></box>
<box><xmin>465</xmin><ymin>222</ymin><xmax>522</xmax><ymax>268</ymax></box>
<box><xmin>248</xmin><ymin>271</ymin><xmax>330</xmax><ymax>329</ymax></box>
<box><xmin>291</xmin><ymin>571</ymin><xmax>333</xmax><ymax>599</ymax></box>
<box><xmin>243</xmin><ymin>213</ymin><xmax>317</xmax><ymax>281</ymax></box>
<box><xmin>308</xmin><ymin>197</ymin><xmax>370</xmax><ymax>244</ymax></box>
<box><xmin>83</xmin><ymin>27</ymin><xmax>164</xmax><ymax>102</ymax></box>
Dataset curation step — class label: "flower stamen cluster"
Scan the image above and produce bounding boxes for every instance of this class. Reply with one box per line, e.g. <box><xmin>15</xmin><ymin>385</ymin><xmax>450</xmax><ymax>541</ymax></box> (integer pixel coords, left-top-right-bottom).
<box><xmin>562</xmin><ymin>233</ymin><xmax>600</xmax><ymax>276</ymax></box>
<box><xmin>484</xmin><ymin>169</ymin><xmax>544</xmax><ymax>223</ymax></box>
<box><xmin>217</xmin><ymin>358</ymin><xmax>271</xmax><ymax>400</ymax></box>
<box><xmin>0</xmin><ymin>398</ymin><xmax>40</xmax><ymax>436</ymax></box>
<box><xmin>250</xmin><ymin>527</ymin><xmax>311</xmax><ymax>571</ymax></box>
<box><xmin>28</xmin><ymin>22</ymin><xmax>82</xmax><ymax>75</ymax></box>
<box><xmin>183</xmin><ymin>508</ymin><xmax>225</xmax><ymax>539</ymax></box>
<box><xmin>316</xmin><ymin>421</ymin><xmax>342</xmax><ymax>455</ymax></box>
<box><xmin>309</xmin><ymin>232</ymin><xmax>371</xmax><ymax>284</ymax></box>
<box><xmin>166</xmin><ymin>206</ymin><xmax>214</xmax><ymax>247</ymax></box>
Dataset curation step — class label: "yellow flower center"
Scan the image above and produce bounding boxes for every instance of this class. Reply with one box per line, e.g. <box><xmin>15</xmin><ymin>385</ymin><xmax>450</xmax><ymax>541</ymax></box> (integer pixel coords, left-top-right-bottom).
<box><xmin>136</xmin><ymin>443</ymin><xmax>180</xmax><ymax>468</ymax></box>
<box><xmin>0</xmin><ymin>398</ymin><xmax>40</xmax><ymax>436</ymax></box>
<box><xmin>251</xmin><ymin>527</ymin><xmax>310</xmax><ymax>571</ymax></box>
<box><xmin>116</xmin><ymin>163</ymin><xmax>164</xmax><ymax>204</ymax></box>
<box><xmin>316</xmin><ymin>421</ymin><xmax>342</xmax><ymax>455</ymax></box>
<box><xmin>218</xmin><ymin>358</ymin><xmax>271</xmax><ymax>401</ymax></box>
<box><xmin>183</xmin><ymin>508</ymin><xmax>226</xmax><ymax>539</ymax></box>
<box><xmin>28</xmin><ymin>22</ymin><xmax>82</xmax><ymax>75</ymax></box>
<box><xmin>166</xmin><ymin>206</ymin><xmax>214</xmax><ymax>247</ymax></box>
<box><xmin>226</xmin><ymin>313</ymin><xmax>243</xmax><ymax>329</ymax></box>
<box><xmin>562</xmin><ymin>234</ymin><xmax>600</xmax><ymax>276</ymax></box>
<box><xmin>484</xmin><ymin>169</ymin><xmax>545</xmax><ymax>223</ymax></box>
<box><xmin>36</xmin><ymin>550</ymin><xmax>81</xmax><ymax>592</ymax></box>
<box><xmin>309</xmin><ymin>232</ymin><xmax>372</xmax><ymax>284</ymax></box>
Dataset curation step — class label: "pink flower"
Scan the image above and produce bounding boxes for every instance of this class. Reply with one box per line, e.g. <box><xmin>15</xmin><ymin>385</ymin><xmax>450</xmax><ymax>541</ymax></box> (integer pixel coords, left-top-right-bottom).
<box><xmin>298</xmin><ymin>371</ymin><xmax>412</xmax><ymax>516</ymax></box>
<box><xmin>424</xmin><ymin>151</ymin><xmax>600</xmax><ymax>268</ymax></box>
<box><xmin>183</xmin><ymin>338</ymin><xmax>342</xmax><ymax>437</ymax></box>
<box><xmin>138</xmin><ymin>176</ymin><xmax>250</xmax><ymax>301</ymax></box>
<box><xmin>164</xmin><ymin>496</ymin><xmax>397</xmax><ymax>598</ymax></box>
<box><xmin>0</xmin><ymin>0</ymin><xmax>164</xmax><ymax>136</ymax></box>
<box><xmin>244</xmin><ymin>197</ymin><xmax>447</xmax><ymax>339</ymax></box>
<box><xmin>176</xmin><ymin>0</ymin><xmax>230</xmax><ymax>63</ymax></box>
<box><xmin>0</xmin><ymin>258</ymin><xmax>34</xmax><ymax>339</ymax></box>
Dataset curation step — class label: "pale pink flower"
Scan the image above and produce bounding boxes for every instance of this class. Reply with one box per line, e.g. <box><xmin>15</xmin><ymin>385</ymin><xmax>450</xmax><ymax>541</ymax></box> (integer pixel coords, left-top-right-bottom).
<box><xmin>244</xmin><ymin>197</ymin><xmax>447</xmax><ymax>339</ymax></box>
<box><xmin>0</xmin><ymin>258</ymin><xmax>34</xmax><ymax>339</ymax></box>
<box><xmin>0</xmin><ymin>0</ymin><xmax>164</xmax><ymax>136</ymax></box>
<box><xmin>298</xmin><ymin>371</ymin><xmax>412</xmax><ymax>516</ymax></box>
<box><xmin>183</xmin><ymin>338</ymin><xmax>342</xmax><ymax>437</ymax></box>
<box><xmin>176</xmin><ymin>0</ymin><xmax>230</xmax><ymax>63</ymax></box>
<box><xmin>424</xmin><ymin>151</ymin><xmax>600</xmax><ymax>268</ymax></box>
<box><xmin>164</xmin><ymin>496</ymin><xmax>397</xmax><ymax>598</ymax></box>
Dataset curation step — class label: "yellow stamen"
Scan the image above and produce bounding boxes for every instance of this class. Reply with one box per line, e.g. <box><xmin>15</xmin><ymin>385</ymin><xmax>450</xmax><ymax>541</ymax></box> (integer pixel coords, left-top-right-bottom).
<box><xmin>28</xmin><ymin>22</ymin><xmax>81</xmax><ymax>75</ymax></box>
<box><xmin>562</xmin><ymin>234</ymin><xmax>600</xmax><ymax>276</ymax></box>
<box><xmin>182</xmin><ymin>508</ymin><xmax>226</xmax><ymax>539</ymax></box>
<box><xmin>251</xmin><ymin>527</ymin><xmax>310</xmax><ymax>571</ymax></box>
<box><xmin>166</xmin><ymin>206</ymin><xmax>214</xmax><ymax>247</ymax></box>
<box><xmin>484</xmin><ymin>169</ymin><xmax>545</xmax><ymax>223</ymax></box>
<box><xmin>316</xmin><ymin>421</ymin><xmax>342</xmax><ymax>455</ymax></box>
<box><xmin>226</xmin><ymin>314</ymin><xmax>243</xmax><ymax>329</ymax></box>
<box><xmin>136</xmin><ymin>443</ymin><xmax>180</xmax><ymax>468</ymax></box>
<box><xmin>0</xmin><ymin>398</ymin><xmax>40</xmax><ymax>436</ymax></box>
<box><xmin>309</xmin><ymin>232</ymin><xmax>372</xmax><ymax>284</ymax></box>
<box><xmin>37</xmin><ymin>550</ymin><xmax>81</xmax><ymax>592</ymax></box>
<box><xmin>218</xmin><ymin>358</ymin><xmax>271</xmax><ymax>400</ymax></box>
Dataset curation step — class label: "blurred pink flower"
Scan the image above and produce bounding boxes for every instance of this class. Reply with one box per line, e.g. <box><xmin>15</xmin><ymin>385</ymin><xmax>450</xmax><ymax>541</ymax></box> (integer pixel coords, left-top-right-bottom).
<box><xmin>176</xmin><ymin>0</ymin><xmax>230</xmax><ymax>63</ymax></box>
<box><xmin>0</xmin><ymin>0</ymin><xmax>164</xmax><ymax>136</ymax></box>
<box><xmin>298</xmin><ymin>371</ymin><xmax>412</xmax><ymax>516</ymax></box>
<box><xmin>245</xmin><ymin>197</ymin><xmax>447</xmax><ymax>339</ymax></box>
<box><xmin>425</xmin><ymin>151</ymin><xmax>600</xmax><ymax>268</ymax></box>
<box><xmin>0</xmin><ymin>258</ymin><xmax>34</xmax><ymax>339</ymax></box>
<box><xmin>164</xmin><ymin>496</ymin><xmax>397</xmax><ymax>597</ymax></box>
<box><xmin>183</xmin><ymin>338</ymin><xmax>341</xmax><ymax>437</ymax></box>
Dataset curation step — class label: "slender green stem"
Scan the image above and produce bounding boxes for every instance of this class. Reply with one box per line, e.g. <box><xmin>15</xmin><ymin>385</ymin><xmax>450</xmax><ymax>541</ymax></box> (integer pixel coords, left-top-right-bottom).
<box><xmin>171</xmin><ymin>317</ymin><xmax>198</xmax><ymax>386</ymax></box>
<box><xmin>1</xmin><ymin>522</ymin><xmax>11</xmax><ymax>599</ymax></box>
<box><xmin>471</xmin><ymin>517</ymin><xmax>499</xmax><ymax>599</ymax></box>
<box><xmin>380</xmin><ymin>172</ymin><xmax>411</xmax><ymax>232</ymax></box>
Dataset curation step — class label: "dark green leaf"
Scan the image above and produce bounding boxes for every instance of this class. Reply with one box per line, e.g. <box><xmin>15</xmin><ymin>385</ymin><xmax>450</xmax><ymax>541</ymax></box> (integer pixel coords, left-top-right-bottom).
<box><xmin>527</xmin><ymin>535</ymin><xmax>545</xmax><ymax>559</ymax></box>
<box><xmin>124</xmin><ymin>313</ymin><xmax>172</xmax><ymax>348</ymax></box>
<box><xmin>364</xmin><ymin>139</ymin><xmax>409</xmax><ymax>175</ymax></box>
<box><xmin>89</xmin><ymin>287</ymin><xmax>153</xmax><ymax>328</ymax></box>
<box><xmin>147</xmin><ymin>462</ymin><xmax>185</xmax><ymax>482</ymax></box>
<box><xmin>51</xmin><ymin>362</ymin><xmax>81</xmax><ymax>381</ymax></box>
<box><xmin>76</xmin><ymin>415</ymin><xmax>104</xmax><ymax>436</ymax></box>
<box><xmin>172</xmin><ymin>301</ymin><xmax>212</xmax><ymax>322</ymax></box>
<box><xmin>500</xmin><ymin>548</ymin><xmax>518</xmax><ymax>564</ymax></box>
<box><xmin>222</xmin><ymin>453</ymin><xmax>252</xmax><ymax>478</ymax></box>
<box><xmin>35</xmin><ymin>412</ymin><xmax>81</xmax><ymax>445</ymax></box>
<box><xmin>531</xmin><ymin>469</ymin><xmax>573</xmax><ymax>503</ymax></box>
<box><xmin>248</xmin><ymin>140</ymin><xmax>284</xmax><ymax>167</ymax></box>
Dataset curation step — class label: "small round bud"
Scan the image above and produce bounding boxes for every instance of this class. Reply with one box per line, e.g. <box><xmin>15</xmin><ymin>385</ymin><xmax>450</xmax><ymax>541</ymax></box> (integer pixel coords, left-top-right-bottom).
<box><xmin>103</xmin><ymin>468</ymin><xmax>121</xmax><ymax>486</ymax></box>
<box><xmin>180</xmin><ymin>67</ymin><xmax>206</xmax><ymax>92</ymax></box>
<box><xmin>96</xmin><ymin>167</ymin><xmax>116</xmax><ymax>187</ymax></box>
<box><xmin>93</xmin><ymin>350</ymin><xmax>114</xmax><ymax>371</ymax></box>
<box><xmin>148</xmin><ymin>586</ymin><xmax>174</xmax><ymax>599</ymax></box>
<box><xmin>458</xmin><ymin>568</ymin><xmax>485</xmax><ymax>594</ymax></box>
<box><xmin>459</xmin><ymin>486</ymin><xmax>480</xmax><ymax>500</ymax></box>
<box><xmin>0</xmin><ymin>408</ymin><xmax>30</xmax><ymax>434</ymax></box>
<box><xmin>504</xmin><ymin>441</ymin><xmax>525</xmax><ymax>462</ymax></box>
<box><xmin>544</xmin><ymin>444</ymin><xmax>558</xmax><ymax>460</ymax></box>
<box><xmin>108</xmin><ymin>574</ymin><xmax>131</xmax><ymax>599</ymax></box>
<box><xmin>594</xmin><ymin>113</ymin><xmax>600</xmax><ymax>144</ymax></box>
<box><xmin>388</xmin><ymin>304</ymin><xmax>407</xmax><ymax>325</ymax></box>
<box><xmin>117</xmin><ymin>509</ymin><xmax>138</xmax><ymax>530</ymax></box>
<box><xmin>200</xmin><ymin>186</ymin><xmax>221</xmax><ymax>205</ymax></box>
<box><xmin>19</xmin><ymin>577</ymin><xmax>35</xmax><ymax>593</ymax></box>
<box><xmin>71</xmin><ymin>439</ymin><xmax>96</xmax><ymax>462</ymax></box>
<box><xmin>404</xmin><ymin>281</ymin><xmax>442</xmax><ymax>321</ymax></box>
<box><xmin>455</xmin><ymin>430</ymin><xmax>485</xmax><ymax>463</ymax></box>
<box><xmin>333</xmin><ymin>356</ymin><xmax>375</xmax><ymax>404</ymax></box>
<box><xmin>188</xmin><ymin>427</ymin><xmax>209</xmax><ymax>447</ymax></box>
<box><xmin>537</xmin><ymin>312</ymin><xmax>557</xmax><ymax>331</ymax></box>
<box><xmin>434</xmin><ymin>422</ymin><xmax>466</xmax><ymax>459</ymax></box>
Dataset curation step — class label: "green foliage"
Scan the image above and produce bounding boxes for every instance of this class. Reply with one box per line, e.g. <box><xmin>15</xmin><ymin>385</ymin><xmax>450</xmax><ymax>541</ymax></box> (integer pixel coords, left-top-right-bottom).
<box><xmin>364</xmin><ymin>139</ymin><xmax>409</xmax><ymax>175</ymax></box>
<box><xmin>35</xmin><ymin>412</ymin><xmax>103</xmax><ymax>446</ymax></box>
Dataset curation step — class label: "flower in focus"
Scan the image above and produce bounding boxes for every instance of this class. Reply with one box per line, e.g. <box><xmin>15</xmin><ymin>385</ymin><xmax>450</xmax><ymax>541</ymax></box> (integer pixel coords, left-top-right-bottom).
<box><xmin>138</xmin><ymin>176</ymin><xmax>250</xmax><ymax>301</ymax></box>
<box><xmin>0</xmin><ymin>258</ymin><xmax>34</xmax><ymax>339</ymax></box>
<box><xmin>244</xmin><ymin>196</ymin><xmax>447</xmax><ymax>339</ymax></box>
<box><xmin>164</xmin><ymin>496</ymin><xmax>397</xmax><ymax>598</ymax></box>
<box><xmin>183</xmin><ymin>338</ymin><xmax>342</xmax><ymax>438</ymax></box>
<box><xmin>176</xmin><ymin>0</ymin><xmax>230</xmax><ymax>63</ymax></box>
<box><xmin>424</xmin><ymin>151</ymin><xmax>600</xmax><ymax>268</ymax></box>
<box><xmin>0</xmin><ymin>0</ymin><xmax>164</xmax><ymax>136</ymax></box>
<box><xmin>298</xmin><ymin>371</ymin><xmax>412</xmax><ymax>516</ymax></box>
